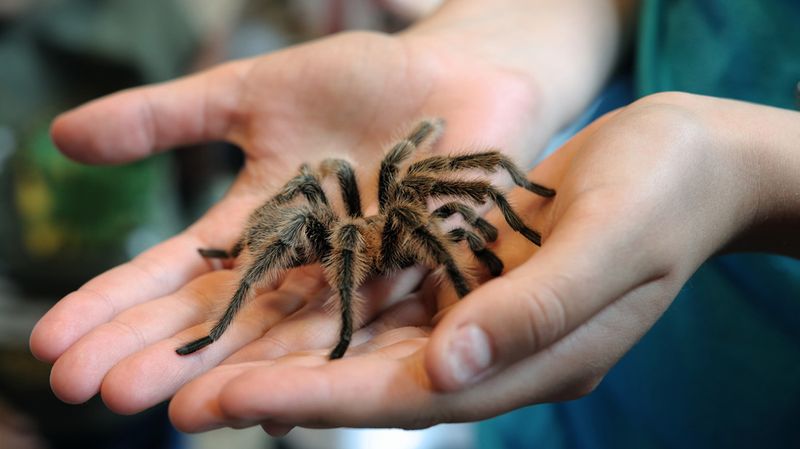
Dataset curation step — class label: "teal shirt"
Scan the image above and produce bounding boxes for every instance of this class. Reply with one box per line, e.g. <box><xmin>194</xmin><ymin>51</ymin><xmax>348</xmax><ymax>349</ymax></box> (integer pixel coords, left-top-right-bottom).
<box><xmin>479</xmin><ymin>1</ymin><xmax>800</xmax><ymax>448</ymax></box>
<box><xmin>637</xmin><ymin>0</ymin><xmax>800</xmax><ymax>107</ymax></box>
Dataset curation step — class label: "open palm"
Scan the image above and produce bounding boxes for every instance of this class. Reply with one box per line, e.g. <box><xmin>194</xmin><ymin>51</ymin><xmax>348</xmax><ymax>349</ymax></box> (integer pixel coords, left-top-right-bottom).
<box><xmin>29</xmin><ymin>31</ymin><xmax>553</xmax><ymax>416</ymax></box>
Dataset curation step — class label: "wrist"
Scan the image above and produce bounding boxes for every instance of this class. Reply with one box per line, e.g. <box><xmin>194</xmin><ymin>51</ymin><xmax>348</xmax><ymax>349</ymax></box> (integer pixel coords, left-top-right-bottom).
<box><xmin>401</xmin><ymin>0</ymin><xmax>637</xmax><ymax>132</ymax></box>
<box><xmin>724</xmin><ymin>101</ymin><xmax>800</xmax><ymax>256</ymax></box>
<box><xmin>663</xmin><ymin>92</ymin><xmax>800</xmax><ymax>256</ymax></box>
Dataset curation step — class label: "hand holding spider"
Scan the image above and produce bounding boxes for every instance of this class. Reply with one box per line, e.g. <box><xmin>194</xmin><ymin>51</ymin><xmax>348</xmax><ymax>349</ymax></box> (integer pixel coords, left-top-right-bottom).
<box><xmin>27</xmin><ymin>15</ymin><xmax>800</xmax><ymax>437</ymax></box>
<box><xmin>175</xmin><ymin>118</ymin><xmax>554</xmax><ymax>361</ymax></box>
<box><xmin>167</xmin><ymin>92</ymin><xmax>800</xmax><ymax>434</ymax></box>
<box><xmin>29</xmin><ymin>30</ymin><xmax>564</xmax><ymax>414</ymax></box>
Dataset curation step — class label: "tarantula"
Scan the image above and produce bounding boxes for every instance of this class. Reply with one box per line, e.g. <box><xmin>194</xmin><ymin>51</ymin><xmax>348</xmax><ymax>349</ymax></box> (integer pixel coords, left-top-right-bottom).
<box><xmin>176</xmin><ymin>119</ymin><xmax>555</xmax><ymax>360</ymax></box>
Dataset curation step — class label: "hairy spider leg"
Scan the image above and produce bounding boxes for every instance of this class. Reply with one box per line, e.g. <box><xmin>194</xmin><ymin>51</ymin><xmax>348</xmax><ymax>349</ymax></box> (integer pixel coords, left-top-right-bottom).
<box><xmin>272</xmin><ymin>163</ymin><xmax>330</xmax><ymax>207</ymax></box>
<box><xmin>177</xmin><ymin>208</ymin><xmax>331</xmax><ymax>355</ymax></box>
<box><xmin>378</xmin><ymin>199</ymin><xmax>440</xmax><ymax>272</ymax></box>
<box><xmin>197</xmin><ymin>164</ymin><xmax>329</xmax><ymax>259</ymax></box>
<box><xmin>378</xmin><ymin>119</ymin><xmax>444</xmax><ymax>211</ymax></box>
<box><xmin>400</xmin><ymin>175</ymin><xmax>546</xmax><ymax>247</ymax></box>
<box><xmin>198</xmin><ymin>240</ymin><xmax>244</xmax><ymax>259</ymax></box>
<box><xmin>411</xmin><ymin>224</ymin><xmax>472</xmax><ymax>298</ymax></box>
<box><xmin>407</xmin><ymin>151</ymin><xmax>556</xmax><ymax>198</ymax></box>
<box><xmin>325</xmin><ymin>221</ymin><xmax>370</xmax><ymax>359</ymax></box>
<box><xmin>429</xmin><ymin>202</ymin><xmax>503</xmax><ymax>275</ymax></box>
<box><xmin>319</xmin><ymin>158</ymin><xmax>363</xmax><ymax>217</ymax></box>
<box><xmin>430</xmin><ymin>202</ymin><xmax>499</xmax><ymax>242</ymax></box>
<box><xmin>446</xmin><ymin>228</ymin><xmax>504</xmax><ymax>277</ymax></box>
<box><xmin>382</xmin><ymin>205</ymin><xmax>472</xmax><ymax>298</ymax></box>
<box><xmin>486</xmin><ymin>186</ymin><xmax>544</xmax><ymax>246</ymax></box>
<box><xmin>378</xmin><ymin>212</ymin><xmax>407</xmax><ymax>273</ymax></box>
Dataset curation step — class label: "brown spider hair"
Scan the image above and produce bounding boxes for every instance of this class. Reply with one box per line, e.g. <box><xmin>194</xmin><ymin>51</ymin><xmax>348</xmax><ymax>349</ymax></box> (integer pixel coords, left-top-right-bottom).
<box><xmin>177</xmin><ymin>119</ymin><xmax>555</xmax><ymax>359</ymax></box>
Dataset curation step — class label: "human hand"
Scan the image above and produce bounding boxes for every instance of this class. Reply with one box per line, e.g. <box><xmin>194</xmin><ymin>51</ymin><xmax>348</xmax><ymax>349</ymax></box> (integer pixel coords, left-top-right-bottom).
<box><xmin>166</xmin><ymin>92</ymin><xmax>800</xmax><ymax>434</ymax></box>
<box><xmin>30</xmin><ymin>0</ymin><xmax>641</xmax><ymax>428</ymax></box>
<box><xmin>29</xmin><ymin>29</ymin><xmax>562</xmax><ymax>414</ymax></box>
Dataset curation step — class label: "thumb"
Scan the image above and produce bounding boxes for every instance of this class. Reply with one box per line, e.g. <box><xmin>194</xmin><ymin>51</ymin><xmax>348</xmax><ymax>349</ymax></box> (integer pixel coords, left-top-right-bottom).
<box><xmin>425</xmin><ymin>202</ymin><xmax>668</xmax><ymax>392</ymax></box>
<box><xmin>51</xmin><ymin>59</ymin><xmax>251</xmax><ymax>165</ymax></box>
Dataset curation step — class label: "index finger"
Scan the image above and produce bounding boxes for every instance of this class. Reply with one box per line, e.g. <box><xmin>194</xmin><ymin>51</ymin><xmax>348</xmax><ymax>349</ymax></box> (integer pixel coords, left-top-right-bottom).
<box><xmin>29</xmin><ymin>171</ymin><xmax>268</xmax><ymax>363</ymax></box>
<box><xmin>29</xmin><ymin>232</ymin><xmax>213</xmax><ymax>363</ymax></box>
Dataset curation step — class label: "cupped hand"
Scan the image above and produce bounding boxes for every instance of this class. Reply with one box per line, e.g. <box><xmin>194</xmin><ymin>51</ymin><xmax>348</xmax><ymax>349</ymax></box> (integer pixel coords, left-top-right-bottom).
<box><xmin>167</xmin><ymin>92</ymin><xmax>761</xmax><ymax>434</ymax></box>
<box><xmin>29</xmin><ymin>31</ymin><xmax>555</xmax><ymax>414</ymax></box>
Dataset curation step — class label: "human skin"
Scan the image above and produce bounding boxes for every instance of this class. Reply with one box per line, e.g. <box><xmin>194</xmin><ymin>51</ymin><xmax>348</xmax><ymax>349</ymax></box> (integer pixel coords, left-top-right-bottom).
<box><xmin>166</xmin><ymin>93</ymin><xmax>800</xmax><ymax>433</ymax></box>
<box><xmin>38</xmin><ymin>0</ymin><xmax>800</xmax><ymax>436</ymax></box>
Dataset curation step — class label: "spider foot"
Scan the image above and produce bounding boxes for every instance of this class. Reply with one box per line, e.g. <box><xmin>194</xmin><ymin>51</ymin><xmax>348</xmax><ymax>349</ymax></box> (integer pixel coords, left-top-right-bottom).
<box><xmin>475</xmin><ymin>248</ymin><xmax>504</xmax><ymax>277</ymax></box>
<box><xmin>473</xmin><ymin>218</ymin><xmax>499</xmax><ymax>242</ymax></box>
<box><xmin>176</xmin><ymin>336</ymin><xmax>215</xmax><ymax>355</ymax></box>
<box><xmin>525</xmin><ymin>182</ymin><xmax>556</xmax><ymax>198</ymax></box>
<box><xmin>198</xmin><ymin>248</ymin><xmax>232</xmax><ymax>259</ymax></box>
<box><xmin>329</xmin><ymin>339</ymin><xmax>350</xmax><ymax>360</ymax></box>
<box><xmin>519</xmin><ymin>227</ymin><xmax>543</xmax><ymax>246</ymax></box>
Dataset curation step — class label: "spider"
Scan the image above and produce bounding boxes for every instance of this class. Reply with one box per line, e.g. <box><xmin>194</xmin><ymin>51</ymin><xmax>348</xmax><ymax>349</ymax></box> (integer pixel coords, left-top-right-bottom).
<box><xmin>176</xmin><ymin>119</ymin><xmax>555</xmax><ymax>360</ymax></box>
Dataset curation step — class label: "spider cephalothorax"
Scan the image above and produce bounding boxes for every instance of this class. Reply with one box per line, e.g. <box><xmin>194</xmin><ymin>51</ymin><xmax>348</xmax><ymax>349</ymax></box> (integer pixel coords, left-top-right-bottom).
<box><xmin>176</xmin><ymin>119</ymin><xmax>555</xmax><ymax>359</ymax></box>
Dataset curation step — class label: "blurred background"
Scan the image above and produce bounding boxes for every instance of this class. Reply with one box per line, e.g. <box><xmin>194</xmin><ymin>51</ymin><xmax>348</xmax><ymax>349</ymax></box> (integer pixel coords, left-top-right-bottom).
<box><xmin>0</xmin><ymin>0</ymin><xmax>482</xmax><ymax>448</ymax></box>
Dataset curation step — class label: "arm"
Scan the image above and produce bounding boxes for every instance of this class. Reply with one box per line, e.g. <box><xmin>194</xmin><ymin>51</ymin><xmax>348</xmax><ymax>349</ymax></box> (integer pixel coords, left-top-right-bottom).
<box><xmin>702</xmin><ymin>96</ymin><xmax>800</xmax><ymax>256</ymax></box>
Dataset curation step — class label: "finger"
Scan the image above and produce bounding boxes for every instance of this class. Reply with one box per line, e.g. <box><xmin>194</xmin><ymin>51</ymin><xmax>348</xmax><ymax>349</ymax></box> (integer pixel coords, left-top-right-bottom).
<box><xmin>168</xmin><ymin>289</ymin><xmax>431</xmax><ymax>430</ymax></box>
<box><xmin>420</xmin><ymin>114</ymin><xmax>660</xmax><ymax>391</ymax></box>
<box><xmin>219</xmin><ymin>305</ymin><xmax>336</xmax><ymax>364</ymax></box>
<box><xmin>170</xmin><ymin>362</ymin><xmax>265</xmax><ymax>432</ymax></box>
<box><xmin>421</xmin><ymin>105</ymin><xmax>700</xmax><ymax>393</ymax></box>
<box><xmin>51</xmin><ymin>59</ymin><xmax>253</xmax><ymax>164</ymax></box>
<box><xmin>170</xmin><ymin>352</ymin><xmax>332</xmax><ymax>432</ymax></box>
<box><xmin>176</xmin><ymin>275</ymin><xmax>678</xmax><ymax>432</ymax></box>
<box><xmin>435</xmin><ymin>273</ymin><xmax>682</xmax><ymax>411</ymax></box>
<box><xmin>99</xmin><ymin>277</ymin><xmax>318</xmax><ymax>415</ymax></box>
<box><xmin>29</xmin><ymin>170</ymin><xmax>270</xmax><ymax>364</ymax></box>
<box><xmin>171</xmin><ymin>305</ymin><xmax>431</xmax><ymax>433</ymax></box>
<box><xmin>219</xmin><ymin>350</ymin><xmax>434</xmax><ymax>429</ymax></box>
<box><xmin>171</xmin><ymin>338</ymin><xmax>433</xmax><ymax>432</ymax></box>
<box><xmin>346</xmin><ymin>297</ymin><xmax>432</xmax><ymax>356</ymax></box>
<box><xmin>47</xmin><ymin>270</ymin><xmax>240</xmax><ymax>404</ymax></box>
<box><xmin>29</xmin><ymin>232</ymin><xmax>214</xmax><ymax>363</ymax></box>
<box><xmin>424</xmin><ymin>187</ymin><xmax>673</xmax><ymax>391</ymax></box>
<box><xmin>246</xmin><ymin>292</ymin><xmax>428</xmax><ymax>436</ymax></box>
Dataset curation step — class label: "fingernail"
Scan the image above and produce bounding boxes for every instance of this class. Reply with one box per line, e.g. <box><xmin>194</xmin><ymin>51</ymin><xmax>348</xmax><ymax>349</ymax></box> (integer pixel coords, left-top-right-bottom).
<box><xmin>447</xmin><ymin>324</ymin><xmax>493</xmax><ymax>386</ymax></box>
